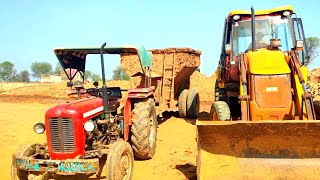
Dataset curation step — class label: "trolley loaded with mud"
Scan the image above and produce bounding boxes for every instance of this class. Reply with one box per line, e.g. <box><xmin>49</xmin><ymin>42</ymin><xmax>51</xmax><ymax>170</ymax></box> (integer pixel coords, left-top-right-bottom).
<box><xmin>11</xmin><ymin>43</ymin><xmax>158</xmax><ymax>179</ymax></box>
<box><xmin>121</xmin><ymin>48</ymin><xmax>201</xmax><ymax>119</ymax></box>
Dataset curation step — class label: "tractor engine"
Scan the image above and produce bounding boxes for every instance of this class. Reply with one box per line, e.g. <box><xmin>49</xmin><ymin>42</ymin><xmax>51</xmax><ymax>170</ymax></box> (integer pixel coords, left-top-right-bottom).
<box><xmin>44</xmin><ymin>87</ymin><xmax>122</xmax><ymax>160</ymax></box>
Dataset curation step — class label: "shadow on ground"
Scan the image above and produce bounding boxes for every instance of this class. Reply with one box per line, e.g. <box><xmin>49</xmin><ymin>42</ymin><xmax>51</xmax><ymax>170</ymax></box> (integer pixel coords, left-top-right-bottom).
<box><xmin>197</xmin><ymin>111</ymin><xmax>210</xmax><ymax>121</ymax></box>
<box><xmin>157</xmin><ymin>111</ymin><xmax>180</xmax><ymax>125</ymax></box>
<box><xmin>175</xmin><ymin>163</ymin><xmax>197</xmax><ymax>180</ymax></box>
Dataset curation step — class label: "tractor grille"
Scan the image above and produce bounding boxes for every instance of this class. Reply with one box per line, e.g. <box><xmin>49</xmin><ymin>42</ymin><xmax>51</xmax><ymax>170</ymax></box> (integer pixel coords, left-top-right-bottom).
<box><xmin>49</xmin><ymin>118</ymin><xmax>75</xmax><ymax>153</ymax></box>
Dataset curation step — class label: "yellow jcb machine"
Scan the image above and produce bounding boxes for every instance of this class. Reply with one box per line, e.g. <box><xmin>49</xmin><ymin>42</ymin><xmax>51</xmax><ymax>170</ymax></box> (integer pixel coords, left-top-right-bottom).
<box><xmin>197</xmin><ymin>6</ymin><xmax>320</xmax><ymax>179</ymax></box>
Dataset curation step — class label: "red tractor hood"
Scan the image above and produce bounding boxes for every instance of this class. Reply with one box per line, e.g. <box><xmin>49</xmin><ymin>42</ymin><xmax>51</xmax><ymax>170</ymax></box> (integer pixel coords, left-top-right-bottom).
<box><xmin>45</xmin><ymin>97</ymin><xmax>104</xmax><ymax>160</ymax></box>
<box><xmin>45</xmin><ymin>97</ymin><xmax>104</xmax><ymax>120</ymax></box>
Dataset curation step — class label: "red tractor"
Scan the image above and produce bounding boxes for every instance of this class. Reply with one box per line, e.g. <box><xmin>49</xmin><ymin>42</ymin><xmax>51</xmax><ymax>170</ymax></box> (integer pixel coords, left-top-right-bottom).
<box><xmin>11</xmin><ymin>43</ymin><xmax>158</xmax><ymax>180</ymax></box>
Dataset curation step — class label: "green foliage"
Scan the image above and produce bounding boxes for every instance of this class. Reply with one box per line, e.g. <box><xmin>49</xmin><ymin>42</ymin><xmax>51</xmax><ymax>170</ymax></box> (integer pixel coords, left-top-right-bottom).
<box><xmin>13</xmin><ymin>70</ymin><xmax>30</xmax><ymax>82</ymax></box>
<box><xmin>85</xmin><ymin>70</ymin><xmax>101</xmax><ymax>81</ymax></box>
<box><xmin>31</xmin><ymin>61</ymin><xmax>52</xmax><ymax>78</ymax></box>
<box><xmin>196</xmin><ymin>68</ymin><xmax>200</xmax><ymax>72</ymax></box>
<box><xmin>20</xmin><ymin>70</ymin><xmax>30</xmax><ymax>82</ymax></box>
<box><xmin>91</xmin><ymin>73</ymin><xmax>102</xmax><ymax>81</ymax></box>
<box><xmin>85</xmin><ymin>70</ymin><xmax>93</xmax><ymax>79</ymax></box>
<box><xmin>0</xmin><ymin>61</ymin><xmax>16</xmax><ymax>82</ymax></box>
<box><xmin>305</xmin><ymin>37</ymin><xmax>320</xmax><ymax>66</ymax></box>
<box><xmin>112</xmin><ymin>66</ymin><xmax>130</xmax><ymax>80</ymax></box>
<box><xmin>53</xmin><ymin>62</ymin><xmax>63</xmax><ymax>75</ymax></box>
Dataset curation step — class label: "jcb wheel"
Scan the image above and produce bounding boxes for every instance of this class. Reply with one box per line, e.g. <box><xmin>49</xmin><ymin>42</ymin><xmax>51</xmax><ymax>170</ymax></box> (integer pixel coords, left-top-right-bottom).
<box><xmin>131</xmin><ymin>98</ymin><xmax>157</xmax><ymax>160</ymax></box>
<box><xmin>11</xmin><ymin>144</ymin><xmax>49</xmax><ymax>180</ymax></box>
<box><xmin>186</xmin><ymin>89</ymin><xmax>200</xmax><ymax>119</ymax></box>
<box><xmin>210</xmin><ymin>101</ymin><xmax>231</xmax><ymax>121</ymax></box>
<box><xmin>178</xmin><ymin>89</ymin><xmax>189</xmax><ymax>118</ymax></box>
<box><xmin>105</xmin><ymin>140</ymin><xmax>134</xmax><ymax>180</ymax></box>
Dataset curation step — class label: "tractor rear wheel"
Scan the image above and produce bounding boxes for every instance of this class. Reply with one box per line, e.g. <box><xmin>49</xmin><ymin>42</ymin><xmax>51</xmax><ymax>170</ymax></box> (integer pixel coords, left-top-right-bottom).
<box><xmin>131</xmin><ymin>98</ymin><xmax>157</xmax><ymax>160</ymax></box>
<box><xmin>104</xmin><ymin>140</ymin><xmax>134</xmax><ymax>180</ymax></box>
<box><xmin>11</xmin><ymin>144</ymin><xmax>49</xmax><ymax>180</ymax></box>
<box><xmin>186</xmin><ymin>89</ymin><xmax>200</xmax><ymax>119</ymax></box>
<box><xmin>178</xmin><ymin>89</ymin><xmax>189</xmax><ymax>118</ymax></box>
<box><xmin>210</xmin><ymin>101</ymin><xmax>231</xmax><ymax>121</ymax></box>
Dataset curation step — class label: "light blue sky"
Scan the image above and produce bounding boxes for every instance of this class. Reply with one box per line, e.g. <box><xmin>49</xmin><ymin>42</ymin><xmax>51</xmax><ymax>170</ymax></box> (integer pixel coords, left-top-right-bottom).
<box><xmin>1</xmin><ymin>0</ymin><xmax>320</xmax><ymax>79</ymax></box>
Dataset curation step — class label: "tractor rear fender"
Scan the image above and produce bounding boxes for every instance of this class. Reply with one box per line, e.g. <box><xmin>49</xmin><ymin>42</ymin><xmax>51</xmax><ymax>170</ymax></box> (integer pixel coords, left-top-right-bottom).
<box><xmin>127</xmin><ymin>86</ymin><xmax>155</xmax><ymax>99</ymax></box>
<box><xmin>123</xmin><ymin>98</ymin><xmax>132</xmax><ymax>141</ymax></box>
<box><xmin>124</xmin><ymin>86</ymin><xmax>155</xmax><ymax>141</ymax></box>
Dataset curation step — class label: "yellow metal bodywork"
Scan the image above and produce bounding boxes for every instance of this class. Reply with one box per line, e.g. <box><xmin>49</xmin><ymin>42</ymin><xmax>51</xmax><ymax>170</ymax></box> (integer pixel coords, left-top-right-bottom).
<box><xmin>247</xmin><ymin>49</ymin><xmax>291</xmax><ymax>74</ymax></box>
<box><xmin>202</xmin><ymin>5</ymin><xmax>318</xmax><ymax>178</ymax></box>
<box><xmin>200</xmin><ymin>50</ymin><xmax>315</xmax><ymax>179</ymax></box>
<box><xmin>228</xmin><ymin>5</ymin><xmax>293</xmax><ymax>17</ymax></box>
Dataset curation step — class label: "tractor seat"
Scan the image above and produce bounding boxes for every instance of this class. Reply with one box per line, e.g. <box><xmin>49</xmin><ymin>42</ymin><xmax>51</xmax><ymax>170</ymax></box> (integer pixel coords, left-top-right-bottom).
<box><xmin>106</xmin><ymin>87</ymin><xmax>122</xmax><ymax>112</ymax></box>
<box><xmin>107</xmin><ymin>87</ymin><xmax>122</xmax><ymax>100</ymax></box>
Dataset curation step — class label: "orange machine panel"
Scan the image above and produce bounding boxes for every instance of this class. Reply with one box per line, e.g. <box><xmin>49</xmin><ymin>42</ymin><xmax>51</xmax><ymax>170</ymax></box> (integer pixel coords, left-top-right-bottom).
<box><xmin>249</xmin><ymin>74</ymin><xmax>295</xmax><ymax>120</ymax></box>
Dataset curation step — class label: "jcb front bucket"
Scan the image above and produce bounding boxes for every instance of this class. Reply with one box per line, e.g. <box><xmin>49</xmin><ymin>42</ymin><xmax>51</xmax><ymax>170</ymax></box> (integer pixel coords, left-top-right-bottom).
<box><xmin>196</xmin><ymin>120</ymin><xmax>320</xmax><ymax>180</ymax></box>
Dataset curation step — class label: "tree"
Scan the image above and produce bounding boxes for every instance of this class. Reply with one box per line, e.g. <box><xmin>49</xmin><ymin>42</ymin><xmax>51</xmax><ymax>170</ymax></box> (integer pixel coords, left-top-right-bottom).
<box><xmin>13</xmin><ymin>70</ymin><xmax>30</xmax><ymax>82</ymax></box>
<box><xmin>20</xmin><ymin>70</ymin><xmax>30</xmax><ymax>82</ymax></box>
<box><xmin>84</xmin><ymin>70</ymin><xmax>93</xmax><ymax>80</ymax></box>
<box><xmin>112</xmin><ymin>66</ymin><xmax>130</xmax><ymax>80</ymax></box>
<box><xmin>84</xmin><ymin>70</ymin><xmax>101</xmax><ymax>81</ymax></box>
<box><xmin>305</xmin><ymin>37</ymin><xmax>320</xmax><ymax>66</ymax></box>
<box><xmin>91</xmin><ymin>73</ymin><xmax>102</xmax><ymax>81</ymax></box>
<box><xmin>31</xmin><ymin>62</ymin><xmax>52</xmax><ymax>78</ymax></box>
<box><xmin>0</xmin><ymin>61</ymin><xmax>16</xmax><ymax>82</ymax></box>
<box><xmin>53</xmin><ymin>62</ymin><xmax>63</xmax><ymax>75</ymax></box>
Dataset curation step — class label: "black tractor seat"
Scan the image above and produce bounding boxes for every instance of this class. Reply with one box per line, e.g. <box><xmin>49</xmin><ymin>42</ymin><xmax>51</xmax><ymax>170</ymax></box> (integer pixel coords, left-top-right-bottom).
<box><xmin>106</xmin><ymin>87</ymin><xmax>122</xmax><ymax>100</ymax></box>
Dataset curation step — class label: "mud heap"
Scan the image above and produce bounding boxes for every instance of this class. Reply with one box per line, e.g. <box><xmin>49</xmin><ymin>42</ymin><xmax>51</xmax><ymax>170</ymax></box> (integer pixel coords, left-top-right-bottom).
<box><xmin>308</xmin><ymin>68</ymin><xmax>320</xmax><ymax>99</ymax></box>
<box><xmin>190</xmin><ymin>71</ymin><xmax>216</xmax><ymax>102</ymax></box>
<box><xmin>0</xmin><ymin>81</ymin><xmax>130</xmax><ymax>100</ymax></box>
<box><xmin>120</xmin><ymin>48</ymin><xmax>201</xmax><ymax>77</ymax></box>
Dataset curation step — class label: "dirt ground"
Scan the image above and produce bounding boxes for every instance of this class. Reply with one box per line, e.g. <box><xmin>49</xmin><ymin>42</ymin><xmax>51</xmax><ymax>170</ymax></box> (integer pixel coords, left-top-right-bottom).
<box><xmin>0</xmin><ymin>72</ymin><xmax>214</xmax><ymax>180</ymax></box>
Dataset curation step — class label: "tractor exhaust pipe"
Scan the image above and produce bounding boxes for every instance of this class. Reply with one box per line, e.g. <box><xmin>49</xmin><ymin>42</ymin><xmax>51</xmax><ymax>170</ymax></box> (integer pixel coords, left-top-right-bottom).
<box><xmin>100</xmin><ymin>42</ymin><xmax>110</xmax><ymax>119</ymax></box>
<box><xmin>251</xmin><ymin>6</ymin><xmax>256</xmax><ymax>51</ymax></box>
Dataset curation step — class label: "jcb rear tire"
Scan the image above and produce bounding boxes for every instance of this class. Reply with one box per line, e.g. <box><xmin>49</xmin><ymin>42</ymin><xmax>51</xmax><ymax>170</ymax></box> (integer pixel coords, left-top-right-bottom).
<box><xmin>186</xmin><ymin>89</ymin><xmax>200</xmax><ymax>119</ymax></box>
<box><xmin>131</xmin><ymin>98</ymin><xmax>157</xmax><ymax>160</ymax></box>
<box><xmin>178</xmin><ymin>89</ymin><xmax>189</xmax><ymax>118</ymax></box>
<box><xmin>11</xmin><ymin>144</ymin><xmax>49</xmax><ymax>180</ymax></box>
<box><xmin>210</xmin><ymin>101</ymin><xmax>231</xmax><ymax>121</ymax></box>
<box><xmin>105</xmin><ymin>140</ymin><xmax>134</xmax><ymax>180</ymax></box>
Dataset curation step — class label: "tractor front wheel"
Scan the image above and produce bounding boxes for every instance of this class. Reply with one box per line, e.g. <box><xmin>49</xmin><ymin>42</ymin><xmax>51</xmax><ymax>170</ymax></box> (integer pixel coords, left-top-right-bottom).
<box><xmin>104</xmin><ymin>140</ymin><xmax>134</xmax><ymax>180</ymax></box>
<box><xmin>131</xmin><ymin>98</ymin><xmax>157</xmax><ymax>160</ymax></box>
<box><xmin>11</xmin><ymin>144</ymin><xmax>49</xmax><ymax>180</ymax></box>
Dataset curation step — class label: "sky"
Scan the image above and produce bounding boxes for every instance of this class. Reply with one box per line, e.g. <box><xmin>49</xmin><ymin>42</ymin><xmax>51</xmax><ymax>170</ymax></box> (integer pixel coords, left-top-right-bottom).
<box><xmin>1</xmin><ymin>0</ymin><xmax>320</xmax><ymax>80</ymax></box>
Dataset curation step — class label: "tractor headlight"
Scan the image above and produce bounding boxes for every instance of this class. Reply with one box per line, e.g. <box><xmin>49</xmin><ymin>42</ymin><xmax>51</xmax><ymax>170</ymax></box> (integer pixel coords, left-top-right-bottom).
<box><xmin>33</xmin><ymin>123</ymin><xmax>45</xmax><ymax>134</ymax></box>
<box><xmin>84</xmin><ymin>121</ymin><xmax>95</xmax><ymax>132</ymax></box>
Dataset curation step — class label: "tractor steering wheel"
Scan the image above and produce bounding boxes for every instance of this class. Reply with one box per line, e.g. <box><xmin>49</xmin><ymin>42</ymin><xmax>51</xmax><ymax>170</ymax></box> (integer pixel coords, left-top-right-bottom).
<box><xmin>86</xmin><ymin>88</ymin><xmax>101</xmax><ymax>97</ymax></box>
